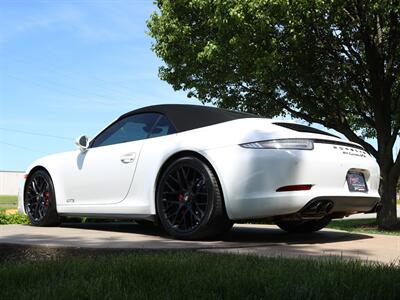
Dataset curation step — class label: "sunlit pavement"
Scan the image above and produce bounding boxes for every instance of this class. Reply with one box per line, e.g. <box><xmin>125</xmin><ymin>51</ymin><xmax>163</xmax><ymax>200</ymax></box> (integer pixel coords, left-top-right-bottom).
<box><xmin>0</xmin><ymin>223</ymin><xmax>399</xmax><ymax>265</ymax></box>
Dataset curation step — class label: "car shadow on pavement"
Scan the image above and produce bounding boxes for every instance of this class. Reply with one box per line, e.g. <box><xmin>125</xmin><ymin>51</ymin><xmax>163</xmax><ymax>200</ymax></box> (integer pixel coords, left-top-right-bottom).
<box><xmin>61</xmin><ymin>222</ymin><xmax>167</xmax><ymax>236</ymax></box>
<box><xmin>60</xmin><ymin>222</ymin><xmax>372</xmax><ymax>245</ymax></box>
<box><xmin>222</xmin><ymin>225</ymin><xmax>372</xmax><ymax>244</ymax></box>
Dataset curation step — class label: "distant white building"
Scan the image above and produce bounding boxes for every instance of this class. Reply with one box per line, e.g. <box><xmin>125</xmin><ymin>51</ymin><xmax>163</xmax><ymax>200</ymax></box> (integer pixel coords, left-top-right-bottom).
<box><xmin>0</xmin><ymin>171</ymin><xmax>24</xmax><ymax>196</ymax></box>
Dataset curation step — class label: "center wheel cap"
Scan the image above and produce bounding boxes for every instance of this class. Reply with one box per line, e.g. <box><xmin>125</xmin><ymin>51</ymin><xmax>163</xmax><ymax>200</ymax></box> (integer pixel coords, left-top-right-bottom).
<box><xmin>183</xmin><ymin>192</ymin><xmax>190</xmax><ymax>202</ymax></box>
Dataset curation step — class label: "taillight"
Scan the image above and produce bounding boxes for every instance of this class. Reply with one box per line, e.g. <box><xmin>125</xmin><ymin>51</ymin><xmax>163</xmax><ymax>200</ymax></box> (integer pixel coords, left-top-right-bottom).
<box><xmin>240</xmin><ymin>139</ymin><xmax>314</xmax><ymax>150</ymax></box>
<box><xmin>276</xmin><ymin>184</ymin><xmax>313</xmax><ymax>192</ymax></box>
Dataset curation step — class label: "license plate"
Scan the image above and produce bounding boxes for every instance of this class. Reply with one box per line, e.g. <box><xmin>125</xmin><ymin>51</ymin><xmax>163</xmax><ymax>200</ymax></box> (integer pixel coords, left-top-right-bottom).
<box><xmin>346</xmin><ymin>172</ymin><xmax>368</xmax><ymax>192</ymax></box>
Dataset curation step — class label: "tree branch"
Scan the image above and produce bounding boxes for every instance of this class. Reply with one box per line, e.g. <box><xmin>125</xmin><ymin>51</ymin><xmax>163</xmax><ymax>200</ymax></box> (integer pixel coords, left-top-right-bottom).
<box><xmin>273</xmin><ymin>93</ymin><xmax>379</xmax><ymax>158</ymax></box>
<box><xmin>335</xmin><ymin>120</ymin><xmax>379</xmax><ymax>157</ymax></box>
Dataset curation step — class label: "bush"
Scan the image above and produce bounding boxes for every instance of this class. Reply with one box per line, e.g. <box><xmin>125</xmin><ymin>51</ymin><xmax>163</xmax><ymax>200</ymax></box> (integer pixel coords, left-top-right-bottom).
<box><xmin>0</xmin><ymin>213</ymin><xmax>29</xmax><ymax>225</ymax></box>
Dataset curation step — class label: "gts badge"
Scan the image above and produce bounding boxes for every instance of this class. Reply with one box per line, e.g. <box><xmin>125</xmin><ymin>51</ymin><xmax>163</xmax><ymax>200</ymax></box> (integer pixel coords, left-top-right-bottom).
<box><xmin>66</xmin><ymin>199</ymin><xmax>75</xmax><ymax>203</ymax></box>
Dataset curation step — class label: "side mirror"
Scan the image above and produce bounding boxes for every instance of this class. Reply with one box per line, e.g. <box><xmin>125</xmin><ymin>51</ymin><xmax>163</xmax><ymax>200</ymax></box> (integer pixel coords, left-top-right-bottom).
<box><xmin>75</xmin><ymin>135</ymin><xmax>89</xmax><ymax>152</ymax></box>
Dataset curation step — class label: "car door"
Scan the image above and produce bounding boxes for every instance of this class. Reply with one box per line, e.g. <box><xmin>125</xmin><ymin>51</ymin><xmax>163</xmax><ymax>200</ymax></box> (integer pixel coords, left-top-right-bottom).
<box><xmin>62</xmin><ymin>113</ymin><xmax>161</xmax><ymax>205</ymax></box>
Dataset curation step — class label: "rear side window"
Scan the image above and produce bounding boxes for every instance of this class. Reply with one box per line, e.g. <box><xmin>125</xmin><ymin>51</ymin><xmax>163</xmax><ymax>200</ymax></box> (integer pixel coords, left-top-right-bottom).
<box><xmin>149</xmin><ymin>115</ymin><xmax>176</xmax><ymax>138</ymax></box>
<box><xmin>273</xmin><ymin>122</ymin><xmax>338</xmax><ymax>138</ymax></box>
<box><xmin>91</xmin><ymin>113</ymin><xmax>160</xmax><ymax>148</ymax></box>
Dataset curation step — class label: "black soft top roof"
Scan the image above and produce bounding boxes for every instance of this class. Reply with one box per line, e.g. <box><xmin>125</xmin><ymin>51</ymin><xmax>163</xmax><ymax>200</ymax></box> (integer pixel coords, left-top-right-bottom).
<box><xmin>119</xmin><ymin>104</ymin><xmax>257</xmax><ymax>133</ymax></box>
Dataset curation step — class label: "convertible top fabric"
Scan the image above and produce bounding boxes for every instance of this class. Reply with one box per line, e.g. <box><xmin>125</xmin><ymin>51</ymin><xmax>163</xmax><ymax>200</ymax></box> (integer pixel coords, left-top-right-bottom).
<box><xmin>119</xmin><ymin>104</ymin><xmax>257</xmax><ymax>133</ymax></box>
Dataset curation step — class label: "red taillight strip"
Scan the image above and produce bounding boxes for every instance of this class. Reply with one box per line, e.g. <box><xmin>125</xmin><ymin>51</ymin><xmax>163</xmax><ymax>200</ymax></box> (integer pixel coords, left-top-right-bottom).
<box><xmin>276</xmin><ymin>184</ymin><xmax>313</xmax><ymax>192</ymax></box>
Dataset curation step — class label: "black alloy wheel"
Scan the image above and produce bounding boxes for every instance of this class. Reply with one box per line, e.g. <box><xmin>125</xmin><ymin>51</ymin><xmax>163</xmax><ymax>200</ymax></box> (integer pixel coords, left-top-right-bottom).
<box><xmin>156</xmin><ymin>156</ymin><xmax>232</xmax><ymax>240</ymax></box>
<box><xmin>24</xmin><ymin>170</ymin><xmax>60</xmax><ymax>226</ymax></box>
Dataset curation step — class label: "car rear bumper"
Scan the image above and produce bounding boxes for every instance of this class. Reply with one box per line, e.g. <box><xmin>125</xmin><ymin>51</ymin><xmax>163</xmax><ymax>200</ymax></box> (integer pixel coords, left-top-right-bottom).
<box><xmin>295</xmin><ymin>196</ymin><xmax>380</xmax><ymax>219</ymax></box>
<box><xmin>204</xmin><ymin>142</ymin><xmax>380</xmax><ymax>220</ymax></box>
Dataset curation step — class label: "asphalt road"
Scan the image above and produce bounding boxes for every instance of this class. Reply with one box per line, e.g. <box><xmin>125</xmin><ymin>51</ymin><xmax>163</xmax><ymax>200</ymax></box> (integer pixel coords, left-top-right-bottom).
<box><xmin>1</xmin><ymin>223</ymin><xmax>399</xmax><ymax>265</ymax></box>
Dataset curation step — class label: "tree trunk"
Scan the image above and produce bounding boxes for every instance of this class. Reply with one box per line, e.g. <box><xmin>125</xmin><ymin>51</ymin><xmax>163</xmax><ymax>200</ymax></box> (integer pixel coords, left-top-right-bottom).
<box><xmin>377</xmin><ymin>169</ymin><xmax>398</xmax><ymax>229</ymax></box>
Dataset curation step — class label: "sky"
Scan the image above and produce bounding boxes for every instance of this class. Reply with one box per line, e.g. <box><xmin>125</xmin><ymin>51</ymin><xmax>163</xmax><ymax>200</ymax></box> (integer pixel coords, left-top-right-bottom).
<box><xmin>0</xmin><ymin>0</ymin><xmax>200</xmax><ymax>171</ymax></box>
<box><xmin>0</xmin><ymin>0</ymin><xmax>397</xmax><ymax>172</ymax></box>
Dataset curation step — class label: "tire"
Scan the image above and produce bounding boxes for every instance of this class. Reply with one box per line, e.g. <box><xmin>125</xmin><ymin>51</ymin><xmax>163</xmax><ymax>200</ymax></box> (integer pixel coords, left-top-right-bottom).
<box><xmin>275</xmin><ymin>217</ymin><xmax>331</xmax><ymax>233</ymax></box>
<box><xmin>156</xmin><ymin>156</ymin><xmax>233</xmax><ymax>240</ymax></box>
<box><xmin>24</xmin><ymin>169</ymin><xmax>61</xmax><ymax>226</ymax></box>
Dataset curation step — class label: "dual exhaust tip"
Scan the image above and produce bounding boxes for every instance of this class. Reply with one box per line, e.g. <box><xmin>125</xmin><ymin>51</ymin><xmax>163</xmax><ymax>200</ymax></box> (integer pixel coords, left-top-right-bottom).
<box><xmin>301</xmin><ymin>200</ymin><xmax>334</xmax><ymax>219</ymax></box>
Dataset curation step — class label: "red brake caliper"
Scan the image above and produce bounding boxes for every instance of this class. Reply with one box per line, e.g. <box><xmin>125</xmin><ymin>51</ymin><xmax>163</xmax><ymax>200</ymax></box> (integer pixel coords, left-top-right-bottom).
<box><xmin>44</xmin><ymin>192</ymin><xmax>50</xmax><ymax>207</ymax></box>
<box><xmin>177</xmin><ymin>194</ymin><xmax>186</xmax><ymax>215</ymax></box>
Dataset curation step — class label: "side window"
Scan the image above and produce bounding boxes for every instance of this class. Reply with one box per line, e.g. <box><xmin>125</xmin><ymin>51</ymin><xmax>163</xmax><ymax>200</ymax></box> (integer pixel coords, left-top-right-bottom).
<box><xmin>148</xmin><ymin>115</ymin><xmax>176</xmax><ymax>138</ymax></box>
<box><xmin>91</xmin><ymin>113</ymin><xmax>160</xmax><ymax>148</ymax></box>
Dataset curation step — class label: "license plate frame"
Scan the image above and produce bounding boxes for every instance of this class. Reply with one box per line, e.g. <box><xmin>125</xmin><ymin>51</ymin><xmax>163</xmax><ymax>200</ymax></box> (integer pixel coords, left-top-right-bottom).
<box><xmin>346</xmin><ymin>171</ymin><xmax>368</xmax><ymax>192</ymax></box>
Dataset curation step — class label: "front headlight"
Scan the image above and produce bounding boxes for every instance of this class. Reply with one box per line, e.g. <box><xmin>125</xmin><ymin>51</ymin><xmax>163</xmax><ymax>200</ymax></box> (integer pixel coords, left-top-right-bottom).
<box><xmin>240</xmin><ymin>139</ymin><xmax>314</xmax><ymax>150</ymax></box>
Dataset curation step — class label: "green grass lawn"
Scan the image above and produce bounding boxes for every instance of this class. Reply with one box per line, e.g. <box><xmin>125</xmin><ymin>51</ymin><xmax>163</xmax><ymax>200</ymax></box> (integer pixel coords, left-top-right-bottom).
<box><xmin>328</xmin><ymin>218</ymin><xmax>400</xmax><ymax>236</ymax></box>
<box><xmin>0</xmin><ymin>251</ymin><xmax>399</xmax><ymax>299</ymax></box>
<box><xmin>0</xmin><ymin>195</ymin><xmax>17</xmax><ymax>209</ymax></box>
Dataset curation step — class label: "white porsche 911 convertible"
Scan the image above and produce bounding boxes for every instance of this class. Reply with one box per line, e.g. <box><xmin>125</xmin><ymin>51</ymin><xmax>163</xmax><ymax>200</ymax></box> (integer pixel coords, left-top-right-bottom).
<box><xmin>18</xmin><ymin>104</ymin><xmax>380</xmax><ymax>239</ymax></box>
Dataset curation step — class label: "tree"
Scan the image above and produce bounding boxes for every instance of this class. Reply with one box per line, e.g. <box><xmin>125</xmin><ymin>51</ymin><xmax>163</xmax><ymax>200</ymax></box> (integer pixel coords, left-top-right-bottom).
<box><xmin>148</xmin><ymin>0</ymin><xmax>400</xmax><ymax>228</ymax></box>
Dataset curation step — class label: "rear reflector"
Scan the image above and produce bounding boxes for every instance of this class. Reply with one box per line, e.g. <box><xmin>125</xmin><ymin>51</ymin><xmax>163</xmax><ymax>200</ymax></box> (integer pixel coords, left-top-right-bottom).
<box><xmin>23</xmin><ymin>174</ymin><xmax>28</xmax><ymax>179</ymax></box>
<box><xmin>276</xmin><ymin>184</ymin><xmax>313</xmax><ymax>192</ymax></box>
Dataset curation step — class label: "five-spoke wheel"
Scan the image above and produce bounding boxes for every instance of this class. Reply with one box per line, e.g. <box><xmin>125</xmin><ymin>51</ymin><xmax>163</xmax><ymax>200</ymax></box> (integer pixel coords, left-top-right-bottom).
<box><xmin>156</xmin><ymin>156</ymin><xmax>232</xmax><ymax>240</ymax></box>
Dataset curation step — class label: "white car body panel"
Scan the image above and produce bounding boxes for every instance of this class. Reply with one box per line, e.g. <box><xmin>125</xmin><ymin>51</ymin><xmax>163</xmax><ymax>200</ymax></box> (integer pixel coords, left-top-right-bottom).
<box><xmin>59</xmin><ymin>140</ymin><xmax>143</xmax><ymax>205</ymax></box>
<box><xmin>18</xmin><ymin>116</ymin><xmax>380</xmax><ymax>221</ymax></box>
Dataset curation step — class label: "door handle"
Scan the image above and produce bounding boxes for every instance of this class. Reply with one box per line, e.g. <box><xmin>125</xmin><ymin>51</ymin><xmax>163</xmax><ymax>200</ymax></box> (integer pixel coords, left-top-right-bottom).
<box><xmin>120</xmin><ymin>153</ymin><xmax>136</xmax><ymax>164</ymax></box>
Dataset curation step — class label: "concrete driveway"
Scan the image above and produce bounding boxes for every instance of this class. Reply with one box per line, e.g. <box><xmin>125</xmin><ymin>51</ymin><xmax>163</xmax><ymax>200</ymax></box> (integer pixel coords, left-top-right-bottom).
<box><xmin>1</xmin><ymin>223</ymin><xmax>399</xmax><ymax>264</ymax></box>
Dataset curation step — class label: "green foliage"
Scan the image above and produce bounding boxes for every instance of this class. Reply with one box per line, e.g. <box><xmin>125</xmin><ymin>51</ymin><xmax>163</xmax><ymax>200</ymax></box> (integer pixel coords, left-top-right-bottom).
<box><xmin>0</xmin><ymin>213</ymin><xmax>29</xmax><ymax>225</ymax></box>
<box><xmin>148</xmin><ymin>0</ymin><xmax>399</xmax><ymax>144</ymax></box>
<box><xmin>1</xmin><ymin>252</ymin><xmax>400</xmax><ymax>299</ymax></box>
